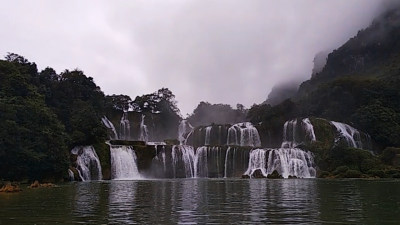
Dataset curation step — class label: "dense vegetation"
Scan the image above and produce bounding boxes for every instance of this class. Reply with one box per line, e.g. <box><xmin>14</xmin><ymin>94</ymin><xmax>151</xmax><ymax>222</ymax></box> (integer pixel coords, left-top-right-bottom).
<box><xmin>0</xmin><ymin>54</ymin><xmax>181</xmax><ymax>181</ymax></box>
<box><xmin>0</xmin><ymin>54</ymin><xmax>107</xmax><ymax>181</ymax></box>
<box><xmin>187</xmin><ymin>102</ymin><xmax>247</xmax><ymax>127</ymax></box>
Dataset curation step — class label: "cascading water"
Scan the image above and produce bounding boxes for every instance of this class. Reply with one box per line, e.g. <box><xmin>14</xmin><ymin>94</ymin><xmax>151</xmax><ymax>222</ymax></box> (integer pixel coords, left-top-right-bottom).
<box><xmin>110</xmin><ymin>145</ymin><xmax>141</xmax><ymax>180</ymax></box>
<box><xmin>226</xmin><ymin>122</ymin><xmax>261</xmax><ymax>147</ymax></box>
<box><xmin>244</xmin><ymin>148</ymin><xmax>315</xmax><ymax>178</ymax></box>
<box><xmin>331</xmin><ymin>121</ymin><xmax>366</xmax><ymax>149</ymax></box>
<box><xmin>178</xmin><ymin>120</ymin><xmax>194</xmax><ymax>145</ymax></box>
<box><xmin>120</xmin><ymin>111</ymin><xmax>130</xmax><ymax>140</ymax></box>
<box><xmin>101</xmin><ymin>116</ymin><xmax>118</xmax><ymax>140</ymax></box>
<box><xmin>68</xmin><ymin>169</ymin><xmax>75</xmax><ymax>181</ymax></box>
<box><xmin>71</xmin><ymin>146</ymin><xmax>102</xmax><ymax>181</ymax></box>
<box><xmin>204</xmin><ymin>126</ymin><xmax>212</xmax><ymax>146</ymax></box>
<box><xmin>139</xmin><ymin>114</ymin><xmax>149</xmax><ymax>142</ymax></box>
<box><xmin>281</xmin><ymin>118</ymin><xmax>317</xmax><ymax>148</ymax></box>
<box><xmin>302</xmin><ymin>118</ymin><xmax>316</xmax><ymax>142</ymax></box>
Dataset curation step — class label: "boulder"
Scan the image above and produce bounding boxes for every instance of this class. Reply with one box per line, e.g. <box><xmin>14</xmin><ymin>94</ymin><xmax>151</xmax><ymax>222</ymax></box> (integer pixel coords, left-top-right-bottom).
<box><xmin>241</xmin><ymin>174</ymin><xmax>250</xmax><ymax>179</ymax></box>
<box><xmin>267</xmin><ymin>170</ymin><xmax>283</xmax><ymax>179</ymax></box>
<box><xmin>28</xmin><ymin>180</ymin><xmax>57</xmax><ymax>188</ymax></box>
<box><xmin>0</xmin><ymin>182</ymin><xmax>22</xmax><ymax>193</ymax></box>
<box><xmin>252</xmin><ymin>169</ymin><xmax>267</xmax><ymax>178</ymax></box>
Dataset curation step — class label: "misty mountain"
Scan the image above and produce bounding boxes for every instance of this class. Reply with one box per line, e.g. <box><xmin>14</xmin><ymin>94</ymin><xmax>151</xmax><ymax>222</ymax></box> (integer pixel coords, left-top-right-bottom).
<box><xmin>249</xmin><ymin>4</ymin><xmax>400</xmax><ymax>150</ymax></box>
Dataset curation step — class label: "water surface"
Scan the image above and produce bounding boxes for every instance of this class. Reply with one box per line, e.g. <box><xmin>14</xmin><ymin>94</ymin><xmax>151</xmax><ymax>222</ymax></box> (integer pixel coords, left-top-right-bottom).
<box><xmin>1</xmin><ymin>179</ymin><xmax>400</xmax><ymax>224</ymax></box>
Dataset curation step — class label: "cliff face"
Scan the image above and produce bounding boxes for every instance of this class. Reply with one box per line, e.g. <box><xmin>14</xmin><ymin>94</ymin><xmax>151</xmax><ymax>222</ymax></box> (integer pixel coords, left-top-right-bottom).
<box><xmin>298</xmin><ymin>7</ymin><xmax>400</xmax><ymax>97</ymax></box>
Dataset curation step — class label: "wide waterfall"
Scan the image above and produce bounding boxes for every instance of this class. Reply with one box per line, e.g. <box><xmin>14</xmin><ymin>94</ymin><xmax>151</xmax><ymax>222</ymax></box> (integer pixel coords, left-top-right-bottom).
<box><xmin>101</xmin><ymin>116</ymin><xmax>118</xmax><ymax>140</ymax></box>
<box><xmin>120</xmin><ymin>111</ymin><xmax>131</xmax><ymax>140</ymax></box>
<box><xmin>151</xmin><ymin>145</ymin><xmax>249</xmax><ymax>178</ymax></box>
<box><xmin>244</xmin><ymin>148</ymin><xmax>316</xmax><ymax>178</ymax></box>
<box><xmin>139</xmin><ymin>114</ymin><xmax>149</xmax><ymax>142</ymax></box>
<box><xmin>226</xmin><ymin>122</ymin><xmax>261</xmax><ymax>147</ymax></box>
<box><xmin>110</xmin><ymin>145</ymin><xmax>141</xmax><ymax>180</ymax></box>
<box><xmin>331</xmin><ymin>121</ymin><xmax>371</xmax><ymax>150</ymax></box>
<box><xmin>71</xmin><ymin>146</ymin><xmax>102</xmax><ymax>181</ymax></box>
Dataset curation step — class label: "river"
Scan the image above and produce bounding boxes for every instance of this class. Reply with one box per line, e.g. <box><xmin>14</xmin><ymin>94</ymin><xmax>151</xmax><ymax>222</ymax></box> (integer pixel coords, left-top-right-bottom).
<box><xmin>1</xmin><ymin>179</ymin><xmax>400</xmax><ymax>224</ymax></box>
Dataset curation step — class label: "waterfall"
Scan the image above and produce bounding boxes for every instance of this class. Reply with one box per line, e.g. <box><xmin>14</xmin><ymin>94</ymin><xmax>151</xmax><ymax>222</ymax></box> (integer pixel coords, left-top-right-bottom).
<box><xmin>110</xmin><ymin>145</ymin><xmax>141</xmax><ymax>180</ymax></box>
<box><xmin>194</xmin><ymin>146</ymin><xmax>208</xmax><ymax>177</ymax></box>
<box><xmin>282</xmin><ymin>118</ymin><xmax>317</xmax><ymax>148</ymax></box>
<box><xmin>227</xmin><ymin>126</ymin><xmax>238</xmax><ymax>145</ymax></box>
<box><xmin>172</xmin><ymin>145</ymin><xmax>196</xmax><ymax>178</ymax></box>
<box><xmin>226</xmin><ymin>122</ymin><xmax>261</xmax><ymax>147</ymax></box>
<box><xmin>224</xmin><ymin>147</ymin><xmax>231</xmax><ymax>178</ymax></box>
<box><xmin>302</xmin><ymin>118</ymin><xmax>316</xmax><ymax>142</ymax></box>
<box><xmin>68</xmin><ymin>169</ymin><xmax>75</xmax><ymax>181</ymax></box>
<box><xmin>244</xmin><ymin>148</ymin><xmax>315</xmax><ymax>178</ymax></box>
<box><xmin>178</xmin><ymin>120</ymin><xmax>194</xmax><ymax>145</ymax></box>
<box><xmin>204</xmin><ymin>126</ymin><xmax>212</xmax><ymax>146</ymax></box>
<box><xmin>120</xmin><ymin>111</ymin><xmax>130</xmax><ymax>140</ymax></box>
<box><xmin>244</xmin><ymin>149</ymin><xmax>268</xmax><ymax>177</ymax></box>
<box><xmin>331</xmin><ymin>121</ymin><xmax>364</xmax><ymax>149</ymax></box>
<box><xmin>139</xmin><ymin>114</ymin><xmax>149</xmax><ymax>142</ymax></box>
<box><xmin>71</xmin><ymin>146</ymin><xmax>102</xmax><ymax>181</ymax></box>
<box><xmin>101</xmin><ymin>116</ymin><xmax>118</xmax><ymax>140</ymax></box>
<box><xmin>266</xmin><ymin>148</ymin><xmax>315</xmax><ymax>178</ymax></box>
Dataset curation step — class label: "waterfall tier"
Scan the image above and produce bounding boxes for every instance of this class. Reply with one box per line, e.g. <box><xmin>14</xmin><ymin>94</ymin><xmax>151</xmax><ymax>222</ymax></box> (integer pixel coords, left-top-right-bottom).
<box><xmin>244</xmin><ymin>148</ymin><xmax>316</xmax><ymax>178</ymax></box>
<box><xmin>331</xmin><ymin>121</ymin><xmax>371</xmax><ymax>150</ymax></box>
<box><xmin>71</xmin><ymin>146</ymin><xmax>102</xmax><ymax>181</ymax></box>
<box><xmin>102</xmin><ymin>116</ymin><xmax>118</xmax><ymax>140</ymax></box>
<box><xmin>110</xmin><ymin>145</ymin><xmax>141</xmax><ymax>180</ymax></box>
<box><xmin>178</xmin><ymin>120</ymin><xmax>194</xmax><ymax>145</ymax></box>
<box><xmin>281</xmin><ymin>118</ymin><xmax>317</xmax><ymax>148</ymax></box>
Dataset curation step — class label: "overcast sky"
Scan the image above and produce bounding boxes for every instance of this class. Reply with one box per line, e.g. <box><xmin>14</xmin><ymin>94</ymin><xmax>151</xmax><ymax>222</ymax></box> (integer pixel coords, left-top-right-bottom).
<box><xmin>0</xmin><ymin>0</ymin><xmax>391</xmax><ymax>115</ymax></box>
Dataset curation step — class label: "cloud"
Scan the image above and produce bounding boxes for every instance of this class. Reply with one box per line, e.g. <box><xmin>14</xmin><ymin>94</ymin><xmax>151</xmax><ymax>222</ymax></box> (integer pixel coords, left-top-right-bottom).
<box><xmin>0</xmin><ymin>0</ymin><xmax>388</xmax><ymax>115</ymax></box>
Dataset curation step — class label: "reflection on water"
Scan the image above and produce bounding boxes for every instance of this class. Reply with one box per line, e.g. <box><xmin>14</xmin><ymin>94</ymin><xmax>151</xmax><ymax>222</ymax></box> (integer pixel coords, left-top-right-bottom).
<box><xmin>1</xmin><ymin>179</ymin><xmax>400</xmax><ymax>224</ymax></box>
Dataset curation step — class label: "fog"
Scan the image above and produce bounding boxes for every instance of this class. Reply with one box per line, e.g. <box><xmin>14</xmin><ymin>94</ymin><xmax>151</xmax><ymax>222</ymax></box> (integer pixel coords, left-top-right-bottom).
<box><xmin>0</xmin><ymin>0</ymin><xmax>394</xmax><ymax>115</ymax></box>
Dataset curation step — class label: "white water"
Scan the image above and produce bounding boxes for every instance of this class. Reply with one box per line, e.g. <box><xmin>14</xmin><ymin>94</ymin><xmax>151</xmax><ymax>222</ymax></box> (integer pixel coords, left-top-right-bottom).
<box><xmin>226</xmin><ymin>122</ymin><xmax>261</xmax><ymax>147</ymax></box>
<box><xmin>139</xmin><ymin>114</ymin><xmax>149</xmax><ymax>142</ymax></box>
<box><xmin>331</xmin><ymin>121</ymin><xmax>364</xmax><ymax>149</ymax></box>
<box><xmin>178</xmin><ymin>120</ymin><xmax>194</xmax><ymax>145</ymax></box>
<box><xmin>244</xmin><ymin>149</ymin><xmax>268</xmax><ymax>177</ymax></box>
<box><xmin>282</xmin><ymin>118</ymin><xmax>317</xmax><ymax>148</ymax></box>
<box><xmin>71</xmin><ymin>146</ymin><xmax>102</xmax><ymax>181</ymax></box>
<box><xmin>120</xmin><ymin>112</ymin><xmax>130</xmax><ymax>140</ymax></box>
<box><xmin>68</xmin><ymin>169</ymin><xmax>75</xmax><ymax>181</ymax></box>
<box><xmin>110</xmin><ymin>145</ymin><xmax>141</xmax><ymax>180</ymax></box>
<box><xmin>223</xmin><ymin>147</ymin><xmax>231</xmax><ymax>178</ymax></box>
<box><xmin>302</xmin><ymin>118</ymin><xmax>316</xmax><ymax>142</ymax></box>
<box><xmin>101</xmin><ymin>116</ymin><xmax>118</xmax><ymax>140</ymax></box>
<box><xmin>244</xmin><ymin>148</ymin><xmax>315</xmax><ymax>178</ymax></box>
<box><xmin>204</xmin><ymin>126</ymin><xmax>212</xmax><ymax>146</ymax></box>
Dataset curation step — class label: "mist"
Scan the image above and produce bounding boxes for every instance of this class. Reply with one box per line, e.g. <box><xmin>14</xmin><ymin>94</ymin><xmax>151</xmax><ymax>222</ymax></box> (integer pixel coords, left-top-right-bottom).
<box><xmin>0</xmin><ymin>0</ymin><xmax>393</xmax><ymax>115</ymax></box>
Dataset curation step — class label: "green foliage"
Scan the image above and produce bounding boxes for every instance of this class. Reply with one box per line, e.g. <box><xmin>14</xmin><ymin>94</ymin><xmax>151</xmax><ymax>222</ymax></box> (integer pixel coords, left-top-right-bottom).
<box><xmin>0</xmin><ymin>55</ymin><xmax>69</xmax><ymax>181</ymax></box>
<box><xmin>188</xmin><ymin>101</ymin><xmax>247</xmax><ymax>127</ymax></box>
<box><xmin>0</xmin><ymin>53</ymin><xmax>109</xmax><ymax>181</ymax></box>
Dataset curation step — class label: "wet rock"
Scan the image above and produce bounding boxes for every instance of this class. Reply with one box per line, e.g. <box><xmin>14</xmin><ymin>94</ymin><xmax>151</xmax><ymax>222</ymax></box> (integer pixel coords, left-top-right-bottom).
<box><xmin>267</xmin><ymin>170</ymin><xmax>283</xmax><ymax>179</ymax></box>
<box><xmin>252</xmin><ymin>169</ymin><xmax>267</xmax><ymax>178</ymax></box>
<box><xmin>288</xmin><ymin>175</ymin><xmax>298</xmax><ymax>179</ymax></box>
<box><xmin>29</xmin><ymin>180</ymin><xmax>40</xmax><ymax>188</ymax></box>
<box><xmin>0</xmin><ymin>182</ymin><xmax>22</xmax><ymax>193</ymax></box>
<box><xmin>241</xmin><ymin>174</ymin><xmax>250</xmax><ymax>179</ymax></box>
<box><xmin>28</xmin><ymin>180</ymin><xmax>57</xmax><ymax>188</ymax></box>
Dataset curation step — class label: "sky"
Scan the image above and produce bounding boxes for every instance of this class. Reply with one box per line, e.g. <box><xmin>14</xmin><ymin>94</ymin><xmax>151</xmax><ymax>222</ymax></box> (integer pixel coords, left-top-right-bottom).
<box><xmin>0</xmin><ymin>0</ymin><xmax>391</xmax><ymax>115</ymax></box>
